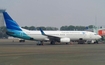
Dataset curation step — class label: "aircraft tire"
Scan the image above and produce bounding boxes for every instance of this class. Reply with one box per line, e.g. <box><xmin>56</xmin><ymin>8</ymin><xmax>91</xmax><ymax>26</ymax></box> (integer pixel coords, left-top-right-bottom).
<box><xmin>66</xmin><ymin>43</ymin><xmax>69</xmax><ymax>44</ymax></box>
<box><xmin>50</xmin><ymin>41</ymin><xmax>55</xmax><ymax>45</ymax></box>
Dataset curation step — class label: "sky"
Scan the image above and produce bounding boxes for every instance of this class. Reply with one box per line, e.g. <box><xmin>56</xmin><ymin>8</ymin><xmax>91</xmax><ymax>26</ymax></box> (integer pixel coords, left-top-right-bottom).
<box><xmin>0</xmin><ymin>0</ymin><xmax>105</xmax><ymax>28</ymax></box>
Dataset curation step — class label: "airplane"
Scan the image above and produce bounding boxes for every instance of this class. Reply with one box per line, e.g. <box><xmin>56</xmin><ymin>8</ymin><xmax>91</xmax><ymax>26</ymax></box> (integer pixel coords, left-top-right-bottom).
<box><xmin>3</xmin><ymin>12</ymin><xmax>101</xmax><ymax>45</ymax></box>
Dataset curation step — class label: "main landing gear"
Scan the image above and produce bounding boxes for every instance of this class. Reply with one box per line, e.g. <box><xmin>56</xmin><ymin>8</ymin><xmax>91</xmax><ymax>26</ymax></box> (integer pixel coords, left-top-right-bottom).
<box><xmin>19</xmin><ymin>39</ymin><xmax>25</xmax><ymax>42</ymax></box>
<box><xmin>50</xmin><ymin>40</ymin><xmax>55</xmax><ymax>45</ymax></box>
<box><xmin>78</xmin><ymin>38</ymin><xmax>85</xmax><ymax>44</ymax></box>
<box><xmin>37</xmin><ymin>41</ymin><xmax>43</xmax><ymax>45</ymax></box>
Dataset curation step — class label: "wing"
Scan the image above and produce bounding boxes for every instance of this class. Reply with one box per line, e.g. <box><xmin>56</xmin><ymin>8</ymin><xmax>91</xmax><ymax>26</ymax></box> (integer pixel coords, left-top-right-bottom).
<box><xmin>39</xmin><ymin>28</ymin><xmax>63</xmax><ymax>41</ymax></box>
<box><xmin>39</xmin><ymin>28</ymin><xmax>70</xmax><ymax>43</ymax></box>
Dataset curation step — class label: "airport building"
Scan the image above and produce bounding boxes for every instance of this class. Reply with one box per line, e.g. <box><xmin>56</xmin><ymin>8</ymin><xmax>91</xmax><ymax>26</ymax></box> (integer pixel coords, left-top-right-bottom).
<box><xmin>0</xmin><ymin>9</ymin><xmax>5</xmax><ymax>27</ymax></box>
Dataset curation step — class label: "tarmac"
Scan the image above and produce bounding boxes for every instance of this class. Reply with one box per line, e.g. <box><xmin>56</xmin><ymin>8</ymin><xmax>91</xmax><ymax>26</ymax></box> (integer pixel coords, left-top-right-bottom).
<box><xmin>0</xmin><ymin>39</ymin><xmax>105</xmax><ymax>65</ymax></box>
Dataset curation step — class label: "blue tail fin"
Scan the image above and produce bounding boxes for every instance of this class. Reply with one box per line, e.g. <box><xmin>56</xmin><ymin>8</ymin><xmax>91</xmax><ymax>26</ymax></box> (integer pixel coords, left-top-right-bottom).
<box><xmin>3</xmin><ymin>12</ymin><xmax>22</xmax><ymax>31</ymax></box>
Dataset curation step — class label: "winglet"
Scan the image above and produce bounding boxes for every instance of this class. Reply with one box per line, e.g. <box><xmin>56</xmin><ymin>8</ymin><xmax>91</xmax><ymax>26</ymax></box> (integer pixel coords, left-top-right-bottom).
<box><xmin>39</xmin><ymin>28</ymin><xmax>46</xmax><ymax>35</ymax></box>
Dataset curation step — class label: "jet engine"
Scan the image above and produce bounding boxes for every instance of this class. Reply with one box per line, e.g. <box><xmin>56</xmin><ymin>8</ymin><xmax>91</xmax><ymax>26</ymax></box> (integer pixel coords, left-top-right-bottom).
<box><xmin>60</xmin><ymin>38</ymin><xmax>70</xmax><ymax>43</ymax></box>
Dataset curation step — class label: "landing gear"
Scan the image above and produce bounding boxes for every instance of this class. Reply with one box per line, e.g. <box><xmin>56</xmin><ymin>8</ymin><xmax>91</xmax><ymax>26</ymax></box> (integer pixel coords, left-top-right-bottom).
<box><xmin>87</xmin><ymin>41</ymin><xmax>91</xmax><ymax>44</ymax></box>
<box><xmin>37</xmin><ymin>41</ymin><xmax>43</xmax><ymax>45</ymax></box>
<box><xmin>87</xmin><ymin>40</ymin><xmax>99</xmax><ymax>44</ymax></box>
<box><xmin>66</xmin><ymin>43</ymin><xmax>69</xmax><ymax>44</ymax></box>
<box><xmin>50</xmin><ymin>40</ymin><xmax>55</xmax><ymax>45</ymax></box>
<box><xmin>19</xmin><ymin>39</ymin><xmax>25</xmax><ymax>42</ymax></box>
<box><xmin>94</xmin><ymin>40</ymin><xmax>99</xmax><ymax>44</ymax></box>
<box><xmin>78</xmin><ymin>38</ymin><xmax>85</xmax><ymax>44</ymax></box>
<box><xmin>78</xmin><ymin>41</ymin><xmax>84</xmax><ymax>44</ymax></box>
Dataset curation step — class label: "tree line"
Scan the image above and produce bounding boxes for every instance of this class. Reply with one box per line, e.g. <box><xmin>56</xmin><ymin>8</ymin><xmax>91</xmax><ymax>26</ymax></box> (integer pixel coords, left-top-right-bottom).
<box><xmin>0</xmin><ymin>25</ymin><xmax>94</xmax><ymax>39</ymax></box>
<box><xmin>22</xmin><ymin>26</ymin><xmax>58</xmax><ymax>30</ymax></box>
<box><xmin>22</xmin><ymin>25</ymin><xmax>94</xmax><ymax>31</ymax></box>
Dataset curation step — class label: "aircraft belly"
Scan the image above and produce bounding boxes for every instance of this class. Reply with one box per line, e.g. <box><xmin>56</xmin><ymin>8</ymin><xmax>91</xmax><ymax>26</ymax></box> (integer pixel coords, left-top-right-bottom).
<box><xmin>29</xmin><ymin>34</ymin><xmax>47</xmax><ymax>40</ymax></box>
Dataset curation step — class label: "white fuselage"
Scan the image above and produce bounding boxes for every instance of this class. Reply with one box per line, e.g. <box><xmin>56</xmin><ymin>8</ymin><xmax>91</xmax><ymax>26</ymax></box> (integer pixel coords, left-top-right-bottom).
<box><xmin>23</xmin><ymin>29</ymin><xmax>101</xmax><ymax>41</ymax></box>
<box><xmin>3</xmin><ymin>11</ymin><xmax>101</xmax><ymax>44</ymax></box>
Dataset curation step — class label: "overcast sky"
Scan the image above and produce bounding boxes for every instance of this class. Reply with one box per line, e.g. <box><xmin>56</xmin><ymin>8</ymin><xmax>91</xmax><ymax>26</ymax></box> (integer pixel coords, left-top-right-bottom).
<box><xmin>0</xmin><ymin>0</ymin><xmax>105</xmax><ymax>28</ymax></box>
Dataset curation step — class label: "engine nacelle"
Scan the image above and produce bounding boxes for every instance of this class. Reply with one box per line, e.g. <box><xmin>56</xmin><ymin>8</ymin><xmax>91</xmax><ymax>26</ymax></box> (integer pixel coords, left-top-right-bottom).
<box><xmin>60</xmin><ymin>38</ymin><xmax>70</xmax><ymax>43</ymax></box>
